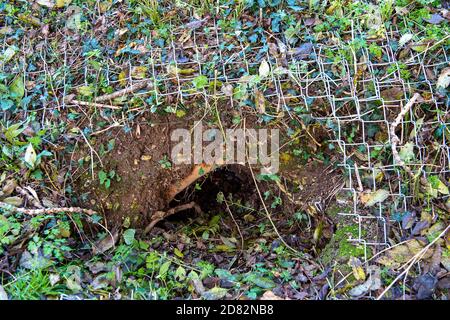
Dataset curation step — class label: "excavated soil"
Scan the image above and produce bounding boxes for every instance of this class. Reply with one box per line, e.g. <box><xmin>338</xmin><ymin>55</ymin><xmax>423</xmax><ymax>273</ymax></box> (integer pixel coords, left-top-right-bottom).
<box><xmin>67</xmin><ymin>107</ymin><xmax>342</xmax><ymax>241</ymax></box>
<box><xmin>69</xmin><ymin>115</ymin><xmax>191</xmax><ymax>227</ymax></box>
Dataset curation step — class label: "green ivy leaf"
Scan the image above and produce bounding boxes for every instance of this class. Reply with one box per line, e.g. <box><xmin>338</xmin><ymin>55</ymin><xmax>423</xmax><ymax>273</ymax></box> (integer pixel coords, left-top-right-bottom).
<box><xmin>0</xmin><ymin>99</ymin><xmax>14</xmax><ymax>111</ymax></box>
<box><xmin>174</xmin><ymin>266</ymin><xmax>186</xmax><ymax>281</ymax></box>
<box><xmin>123</xmin><ymin>229</ymin><xmax>136</xmax><ymax>245</ymax></box>
<box><xmin>399</xmin><ymin>142</ymin><xmax>415</xmax><ymax>163</ymax></box>
<box><xmin>10</xmin><ymin>75</ymin><xmax>24</xmax><ymax>101</ymax></box>
<box><xmin>77</xmin><ymin>85</ymin><xmax>93</xmax><ymax>97</ymax></box>
<box><xmin>174</xmin><ymin>247</ymin><xmax>184</xmax><ymax>258</ymax></box>
<box><xmin>202</xmin><ymin>287</ymin><xmax>228</xmax><ymax>300</ymax></box>
<box><xmin>427</xmin><ymin>176</ymin><xmax>449</xmax><ymax>196</ymax></box>
<box><xmin>158</xmin><ymin>261</ymin><xmax>171</xmax><ymax>280</ymax></box>
<box><xmin>1</xmin><ymin>46</ymin><xmax>18</xmax><ymax>64</ymax></box>
<box><xmin>247</xmin><ymin>274</ymin><xmax>276</xmax><ymax>289</ymax></box>
<box><xmin>98</xmin><ymin>170</ymin><xmax>107</xmax><ymax>184</ymax></box>
<box><xmin>193</xmin><ymin>75</ymin><xmax>208</xmax><ymax>89</ymax></box>
<box><xmin>5</xmin><ymin>123</ymin><xmax>24</xmax><ymax>143</ymax></box>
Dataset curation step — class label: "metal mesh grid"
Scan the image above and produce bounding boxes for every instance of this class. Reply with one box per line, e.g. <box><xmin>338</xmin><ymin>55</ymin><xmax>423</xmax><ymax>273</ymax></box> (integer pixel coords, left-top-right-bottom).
<box><xmin>4</xmin><ymin>18</ymin><xmax>448</xmax><ymax>260</ymax></box>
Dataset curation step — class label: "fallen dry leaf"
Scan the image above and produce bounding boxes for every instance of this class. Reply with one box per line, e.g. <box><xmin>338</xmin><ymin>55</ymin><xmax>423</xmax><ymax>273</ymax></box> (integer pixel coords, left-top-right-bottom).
<box><xmin>376</xmin><ymin>239</ymin><xmax>434</xmax><ymax>269</ymax></box>
<box><xmin>260</xmin><ymin>291</ymin><xmax>287</xmax><ymax>300</ymax></box>
<box><xmin>255</xmin><ymin>89</ymin><xmax>266</xmax><ymax>114</ymax></box>
<box><xmin>360</xmin><ymin>189</ymin><xmax>389</xmax><ymax>207</ymax></box>
<box><xmin>37</xmin><ymin>0</ymin><xmax>55</xmax><ymax>8</ymax></box>
<box><xmin>348</xmin><ymin>266</ymin><xmax>381</xmax><ymax>296</ymax></box>
<box><xmin>259</xmin><ymin>59</ymin><xmax>270</xmax><ymax>78</ymax></box>
<box><xmin>437</xmin><ymin>67</ymin><xmax>450</xmax><ymax>89</ymax></box>
<box><xmin>0</xmin><ymin>285</ymin><xmax>7</xmax><ymax>300</ymax></box>
<box><xmin>92</xmin><ymin>229</ymin><xmax>119</xmax><ymax>254</ymax></box>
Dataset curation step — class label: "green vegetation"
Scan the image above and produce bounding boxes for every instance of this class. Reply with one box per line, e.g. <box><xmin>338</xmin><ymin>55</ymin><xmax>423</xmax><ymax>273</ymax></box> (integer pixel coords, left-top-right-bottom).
<box><xmin>0</xmin><ymin>0</ymin><xmax>448</xmax><ymax>300</ymax></box>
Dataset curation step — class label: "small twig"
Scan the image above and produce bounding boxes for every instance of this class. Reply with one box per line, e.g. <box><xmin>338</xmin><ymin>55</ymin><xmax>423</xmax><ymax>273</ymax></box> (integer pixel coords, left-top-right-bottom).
<box><xmin>243</xmin><ymin>118</ymin><xmax>299</xmax><ymax>254</ymax></box>
<box><xmin>407</xmin><ymin>34</ymin><xmax>450</xmax><ymax>63</ymax></box>
<box><xmin>0</xmin><ymin>202</ymin><xmax>96</xmax><ymax>215</ymax></box>
<box><xmin>91</xmin><ymin>122</ymin><xmax>122</xmax><ymax>136</ymax></box>
<box><xmin>224</xmin><ymin>198</ymin><xmax>245</xmax><ymax>251</ymax></box>
<box><xmin>354</xmin><ymin>163</ymin><xmax>363</xmax><ymax>192</ymax></box>
<box><xmin>94</xmin><ymin>80</ymin><xmax>153</xmax><ymax>103</ymax></box>
<box><xmin>77</xmin><ymin>127</ymin><xmax>103</xmax><ymax>178</ymax></box>
<box><xmin>246</xmin><ymin>161</ymin><xmax>300</xmax><ymax>254</ymax></box>
<box><xmin>143</xmin><ymin>201</ymin><xmax>202</xmax><ymax>234</ymax></box>
<box><xmin>70</xmin><ymin>99</ymin><xmax>121</xmax><ymax>110</ymax></box>
<box><xmin>376</xmin><ymin>225</ymin><xmax>449</xmax><ymax>300</ymax></box>
<box><xmin>390</xmin><ymin>93</ymin><xmax>420</xmax><ymax>178</ymax></box>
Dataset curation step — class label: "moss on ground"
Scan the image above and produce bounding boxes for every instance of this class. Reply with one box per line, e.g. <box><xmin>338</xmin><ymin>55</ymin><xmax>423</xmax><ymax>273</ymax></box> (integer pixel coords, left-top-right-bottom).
<box><xmin>320</xmin><ymin>205</ymin><xmax>372</xmax><ymax>267</ymax></box>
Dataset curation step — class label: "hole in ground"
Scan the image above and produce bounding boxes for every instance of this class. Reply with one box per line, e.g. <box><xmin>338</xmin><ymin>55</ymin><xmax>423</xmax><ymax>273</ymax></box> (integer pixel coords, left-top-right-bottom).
<box><xmin>166</xmin><ymin>164</ymin><xmax>255</xmax><ymax>222</ymax></box>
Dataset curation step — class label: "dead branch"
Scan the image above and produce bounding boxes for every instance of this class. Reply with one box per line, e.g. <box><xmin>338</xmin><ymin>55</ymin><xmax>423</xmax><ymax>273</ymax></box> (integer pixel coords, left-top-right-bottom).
<box><xmin>69</xmin><ymin>99</ymin><xmax>121</xmax><ymax>110</ymax></box>
<box><xmin>389</xmin><ymin>93</ymin><xmax>420</xmax><ymax>178</ymax></box>
<box><xmin>94</xmin><ymin>80</ymin><xmax>153</xmax><ymax>103</ymax></box>
<box><xmin>0</xmin><ymin>202</ymin><xmax>96</xmax><ymax>216</ymax></box>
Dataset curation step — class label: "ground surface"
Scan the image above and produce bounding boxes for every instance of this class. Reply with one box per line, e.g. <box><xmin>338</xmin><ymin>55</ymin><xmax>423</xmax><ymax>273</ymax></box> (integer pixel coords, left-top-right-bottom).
<box><xmin>0</xmin><ymin>0</ymin><xmax>449</xmax><ymax>300</ymax></box>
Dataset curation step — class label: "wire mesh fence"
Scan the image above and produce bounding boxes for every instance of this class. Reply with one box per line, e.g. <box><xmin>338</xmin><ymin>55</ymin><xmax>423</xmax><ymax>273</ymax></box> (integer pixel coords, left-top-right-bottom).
<box><xmin>3</xmin><ymin>17</ymin><xmax>449</xmax><ymax>263</ymax></box>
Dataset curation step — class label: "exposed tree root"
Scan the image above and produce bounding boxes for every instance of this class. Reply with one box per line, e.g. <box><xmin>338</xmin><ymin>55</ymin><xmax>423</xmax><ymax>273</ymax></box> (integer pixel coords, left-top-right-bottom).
<box><xmin>166</xmin><ymin>163</ymin><xmax>216</xmax><ymax>202</ymax></box>
<box><xmin>144</xmin><ymin>201</ymin><xmax>202</xmax><ymax>234</ymax></box>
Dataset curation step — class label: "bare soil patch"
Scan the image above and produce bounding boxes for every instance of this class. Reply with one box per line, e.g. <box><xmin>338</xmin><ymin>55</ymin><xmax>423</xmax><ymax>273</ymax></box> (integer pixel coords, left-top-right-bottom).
<box><xmin>70</xmin><ymin>115</ymin><xmax>191</xmax><ymax>228</ymax></box>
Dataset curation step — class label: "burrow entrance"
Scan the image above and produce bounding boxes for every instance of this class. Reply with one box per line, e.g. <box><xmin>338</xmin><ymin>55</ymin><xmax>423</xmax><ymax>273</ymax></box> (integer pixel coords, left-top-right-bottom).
<box><xmin>164</xmin><ymin>164</ymin><xmax>257</xmax><ymax>223</ymax></box>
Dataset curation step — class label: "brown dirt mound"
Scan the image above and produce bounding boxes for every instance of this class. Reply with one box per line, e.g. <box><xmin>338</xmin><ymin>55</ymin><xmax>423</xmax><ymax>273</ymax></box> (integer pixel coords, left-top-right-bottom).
<box><xmin>71</xmin><ymin>116</ymin><xmax>192</xmax><ymax>227</ymax></box>
<box><xmin>281</xmin><ymin>160</ymin><xmax>343</xmax><ymax>213</ymax></box>
<box><xmin>68</xmin><ymin>109</ymin><xmax>340</xmax><ymax>235</ymax></box>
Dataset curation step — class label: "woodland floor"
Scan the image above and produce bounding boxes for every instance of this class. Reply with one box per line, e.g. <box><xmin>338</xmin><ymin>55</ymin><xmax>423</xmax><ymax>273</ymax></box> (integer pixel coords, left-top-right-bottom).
<box><xmin>0</xmin><ymin>0</ymin><xmax>449</xmax><ymax>300</ymax></box>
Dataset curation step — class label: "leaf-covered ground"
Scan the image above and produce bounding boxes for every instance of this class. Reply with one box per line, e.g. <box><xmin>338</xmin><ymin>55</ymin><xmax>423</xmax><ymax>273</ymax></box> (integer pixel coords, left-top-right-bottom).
<box><xmin>0</xmin><ymin>0</ymin><xmax>449</xmax><ymax>300</ymax></box>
